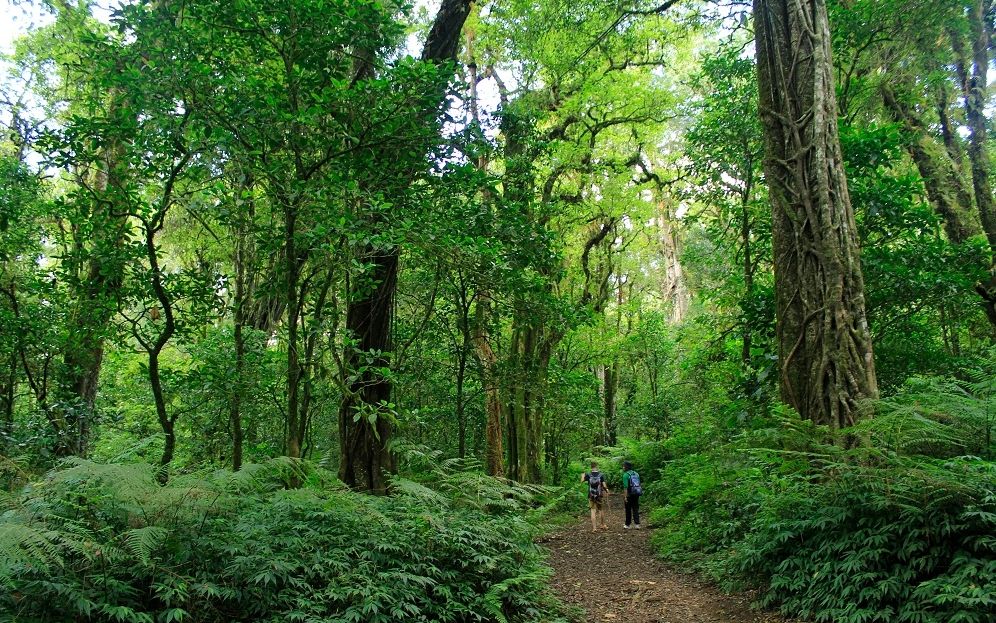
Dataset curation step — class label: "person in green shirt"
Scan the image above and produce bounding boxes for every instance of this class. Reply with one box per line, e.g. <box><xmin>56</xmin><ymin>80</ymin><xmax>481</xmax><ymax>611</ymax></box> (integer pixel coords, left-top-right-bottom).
<box><xmin>622</xmin><ymin>461</ymin><xmax>642</xmax><ymax>529</ymax></box>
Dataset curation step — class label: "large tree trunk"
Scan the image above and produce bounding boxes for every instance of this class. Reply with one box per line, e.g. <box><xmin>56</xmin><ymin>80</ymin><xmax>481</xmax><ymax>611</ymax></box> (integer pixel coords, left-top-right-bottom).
<box><xmin>338</xmin><ymin>248</ymin><xmax>398</xmax><ymax>492</ymax></box>
<box><xmin>465</xmin><ymin>46</ymin><xmax>506</xmax><ymax>477</ymax></box>
<box><xmin>337</xmin><ymin>0</ymin><xmax>472</xmax><ymax>492</ymax></box>
<box><xmin>754</xmin><ymin>0</ymin><xmax>878</xmax><ymax>428</ymax></box>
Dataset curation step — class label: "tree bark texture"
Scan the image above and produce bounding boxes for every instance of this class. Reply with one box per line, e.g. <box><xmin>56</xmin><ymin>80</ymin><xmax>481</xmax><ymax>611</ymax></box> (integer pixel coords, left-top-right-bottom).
<box><xmin>754</xmin><ymin>0</ymin><xmax>878</xmax><ymax>427</ymax></box>
<box><xmin>962</xmin><ymin>0</ymin><xmax>996</xmax><ymax>252</ymax></box>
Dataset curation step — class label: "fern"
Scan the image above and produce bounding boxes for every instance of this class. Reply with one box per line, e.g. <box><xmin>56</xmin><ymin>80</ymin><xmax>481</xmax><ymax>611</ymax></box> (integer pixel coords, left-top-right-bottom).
<box><xmin>648</xmin><ymin>370</ymin><xmax>996</xmax><ymax>623</ymax></box>
<box><xmin>119</xmin><ymin>526</ymin><xmax>168</xmax><ymax>567</ymax></box>
<box><xmin>0</xmin><ymin>457</ymin><xmax>568</xmax><ymax>622</ymax></box>
<box><xmin>0</xmin><ymin>521</ymin><xmax>63</xmax><ymax>587</ymax></box>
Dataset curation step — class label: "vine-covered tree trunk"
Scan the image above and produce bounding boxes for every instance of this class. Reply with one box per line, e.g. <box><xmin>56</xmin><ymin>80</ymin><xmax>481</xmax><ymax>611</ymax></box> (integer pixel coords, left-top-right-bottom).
<box><xmin>337</xmin><ymin>0</ymin><xmax>472</xmax><ymax>492</ymax></box>
<box><xmin>754</xmin><ymin>0</ymin><xmax>878</xmax><ymax>427</ymax></box>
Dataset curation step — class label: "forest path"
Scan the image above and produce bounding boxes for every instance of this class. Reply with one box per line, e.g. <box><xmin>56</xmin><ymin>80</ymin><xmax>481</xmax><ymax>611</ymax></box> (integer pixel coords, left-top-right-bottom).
<box><xmin>540</xmin><ymin>506</ymin><xmax>786</xmax><ymax>623</ymax></box>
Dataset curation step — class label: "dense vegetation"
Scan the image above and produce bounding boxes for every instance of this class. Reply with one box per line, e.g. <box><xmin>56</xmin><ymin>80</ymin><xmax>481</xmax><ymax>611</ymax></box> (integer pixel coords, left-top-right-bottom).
<box><xmin>2</xmin><ymin>0</ymin><xmax>996</xmax><ymax>621</ymax></box>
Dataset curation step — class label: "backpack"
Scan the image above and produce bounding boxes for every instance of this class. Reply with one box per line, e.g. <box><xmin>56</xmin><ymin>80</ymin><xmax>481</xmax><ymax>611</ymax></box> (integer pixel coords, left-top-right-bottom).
<box><xmin>587</xmin><ymin>472</ymin><xmax>604</xmax><ymax>499</ymax></box>
<box><xmin>627</xmin><ymin>471</ymin><xmax>643</xmax><ymax>496</ymax></box>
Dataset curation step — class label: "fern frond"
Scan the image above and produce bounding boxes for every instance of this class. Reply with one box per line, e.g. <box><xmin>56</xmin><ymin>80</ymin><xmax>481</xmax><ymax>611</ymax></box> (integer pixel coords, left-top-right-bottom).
<box><xmin>119</xmin><ymin>526</ymin><xmax>168</xmax><ymax>566</ymax></box>
<box><xmin>0</xmin><ymin>521</ymin><xmax>63</xmax><ymax>586</ymax></box>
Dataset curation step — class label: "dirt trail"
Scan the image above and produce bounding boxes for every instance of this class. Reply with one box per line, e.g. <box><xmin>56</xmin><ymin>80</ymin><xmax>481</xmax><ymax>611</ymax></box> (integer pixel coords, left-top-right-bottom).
<box><xmin>541</xmin><ymin>508</ymin><xmax>787</xmax><ymax>623</ymax></box>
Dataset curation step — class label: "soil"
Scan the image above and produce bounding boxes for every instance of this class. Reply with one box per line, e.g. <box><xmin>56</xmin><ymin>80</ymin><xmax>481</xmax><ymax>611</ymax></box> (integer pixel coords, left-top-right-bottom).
<box><xmin>541</xmin><ymin>508</ymin><xmax>788</xmax><ymax>623</ymax></box>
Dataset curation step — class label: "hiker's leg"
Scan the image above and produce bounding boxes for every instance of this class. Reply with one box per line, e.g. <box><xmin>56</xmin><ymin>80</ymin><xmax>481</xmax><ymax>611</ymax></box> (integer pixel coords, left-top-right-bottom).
<box><xmin>625</xmin><ymin>497</ymin><xmax>633</xmax><ymax>526</ymax></box>
<box><xmin>598</xmin><ymin>502</ymin><xmax>607</xmax><ymax>528</ymax></box>
<box><xmin>633</xmin><ymin>496</ymin><xmax>641</xmax><ymax>526</ymax></box>
<box><xmin>589</xmin><ymin>501</ymin><xmax>598</xmax><ymax>531</ymax></box>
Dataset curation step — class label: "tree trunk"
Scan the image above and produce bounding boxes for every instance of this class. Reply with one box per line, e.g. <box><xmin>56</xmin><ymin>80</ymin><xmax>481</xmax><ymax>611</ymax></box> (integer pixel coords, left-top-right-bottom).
<box><xmin>230</xmin><ymin>318</ymin><xmax>245</xmax><ymax>471</ymax></box>
<box><xmin>959</xmin><ymin>1</ymin><xmax>996</xmax><ymax>329</ymax></box>
<box><xmin>455</xmin><ymin>328</ymin><xmax>468</xmax><ymax>459</ymax></box>
<box><xmin>337</xmin><ymin>0</ymin><xmax>472</xmax><ymax>491</ymax></box>
<box><xmin>962</xmin><ymin>0</ymin><xmax>996</xmax><ymax>252</ymax></box>
<box><xmin>465</xmin><ymin>47</ymin><xmax>506</xmax><ymax>477</ymax></box>
<box><xmin>143</xmin><ymin>219</ymin><xmax>178</xmax><ymax>484</ymax></box>
<box><xmin>284</xmin><ymin>202</ymin><xmax>304</xmax><ymax>460</ymax></box>
<box><xmin>230</xmin><ymin>224</ymin><xmax>248</xmax><ymax>471</ymax></box>
<box><xmin>882</xmin><ymin>87</ymin><xmax>981</xmax><ymax>244</ymax></box>
<box><xmin>338</xmin><ymin>248</ymin><xmax>398</xmax><ymax>492</ymax></box>
<box><xmin>506</xmin><ymin>322</ymin><xmax>529</xmax><ymax>482</ymax></box>
<box><xmin>741</xmin><ymin>193</ymin><xmax>754</xmax><ymax>364</ymax></box>
<box><xmin>1</xmin><ymin>353</ymin><xmax>15</xmax><ymax>443</ymax></box>
<box><xmin>657</xmin><ymin>201</ymin><xmax>689</xmax><ymax>324</ymax></box>
<box><xmin>754</xmin><ymin>0</ymin><xmax>878</xmax><ymax>428</ymax></box>
<box><xmin>603</xmin><ymin>361</ymin><xmax>618</xmax><ymax>446</ymax></box>
<box><xmin>473</xmin><ymin>293</ymin><xmax>505</xmax><ymax>477</ymax></box>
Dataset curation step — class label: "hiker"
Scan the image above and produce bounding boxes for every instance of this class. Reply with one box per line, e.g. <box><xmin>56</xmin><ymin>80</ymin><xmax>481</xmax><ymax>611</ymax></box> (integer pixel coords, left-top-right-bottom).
<box><xmin>622</xmin><ymin>461</ymin><xmax>643</xmax><ymax>529</ymax></box>
<box><xmin>581</xmin><ymin>461</ymin><xmax>610</xmax><ymax>532</ymax></box>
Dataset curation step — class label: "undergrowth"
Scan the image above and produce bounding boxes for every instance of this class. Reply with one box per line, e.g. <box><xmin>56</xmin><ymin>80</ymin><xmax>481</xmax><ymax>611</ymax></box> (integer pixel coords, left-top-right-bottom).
<box><xmin>0</xmin><ymin>457</ymin><xmax>569</xmax><ymax>623</ymax></box>
<box><xmin>649</xmin><ymin>371</ymin><xmax>996</xmax><ymax>623</ymax></box>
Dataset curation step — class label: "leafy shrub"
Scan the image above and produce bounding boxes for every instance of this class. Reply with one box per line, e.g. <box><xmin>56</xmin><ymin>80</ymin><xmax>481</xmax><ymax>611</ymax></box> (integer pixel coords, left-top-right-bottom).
<box><xmin>0</xmin><ymin>459</ymin><xmax>568</xmax><ymax>623</ymax></box>
<box><xmin>649</xmin><ymin>373</ymin><xmax>996</xmax><ymax>623</ymax></box>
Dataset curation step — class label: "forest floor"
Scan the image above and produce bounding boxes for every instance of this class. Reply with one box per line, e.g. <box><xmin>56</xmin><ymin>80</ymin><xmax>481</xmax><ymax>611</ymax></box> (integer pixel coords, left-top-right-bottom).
<box><xmin>541</xmin><ymin>507</ymin><xmax>788</xmax><ymax>623</ymax></box>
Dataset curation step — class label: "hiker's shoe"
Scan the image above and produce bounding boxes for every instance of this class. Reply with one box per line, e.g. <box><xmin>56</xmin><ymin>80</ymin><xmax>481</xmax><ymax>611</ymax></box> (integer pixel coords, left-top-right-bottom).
<box><xmin>634</xmin><ymin>524</ymin><xmax>642</xmax><ymax>530</ymax></box>
<box><xmin>623</xmin><ymin>524</ymin><xmax>630</xmax><ymax>529</ymax></box>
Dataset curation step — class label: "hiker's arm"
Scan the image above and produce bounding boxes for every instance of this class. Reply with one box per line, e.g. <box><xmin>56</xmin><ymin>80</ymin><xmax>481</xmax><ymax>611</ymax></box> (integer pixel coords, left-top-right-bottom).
<box><xmin>580</xmin><ymin>473</ymin><xmax>587</xmax><ymax>483</ymax></box>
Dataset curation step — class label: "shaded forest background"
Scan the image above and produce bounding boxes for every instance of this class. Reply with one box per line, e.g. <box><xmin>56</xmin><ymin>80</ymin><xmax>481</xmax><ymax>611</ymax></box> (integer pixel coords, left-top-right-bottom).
<box><xmin>1</xmin><ymin>0</ymin><xmax>995</xmax><ymax>622</ymax></box>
